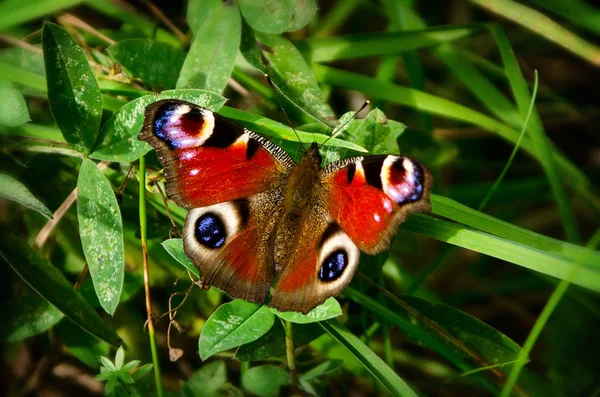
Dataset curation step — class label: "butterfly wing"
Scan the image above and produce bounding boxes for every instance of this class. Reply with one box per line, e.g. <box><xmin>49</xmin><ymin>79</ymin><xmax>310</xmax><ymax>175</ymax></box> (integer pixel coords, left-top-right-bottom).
<box><xmin>323</xmin><ymin>155</ymin><xmax>433</xmax><ymax>254</ymax></box>
<box><xmin>139</xmin><ymin>100</ymin><xmax>294</xmax><ymax>303</ymax></box>
<box><xmin>269</xmin><ymin>154</ymin><xmax>432</xmax><ymax>313</ymax></box>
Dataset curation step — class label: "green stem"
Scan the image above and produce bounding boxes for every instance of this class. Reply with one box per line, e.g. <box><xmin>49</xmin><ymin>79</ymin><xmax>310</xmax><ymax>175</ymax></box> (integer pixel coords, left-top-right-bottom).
<box><xmin>283</xmin><ymin>320</ymin><xmax>298</xmax><ymax>392</ymax></box>
<box><xmin>139</xmin><ymin>156</ymin><xmax>163</xmax><ymax>397</ymax></box>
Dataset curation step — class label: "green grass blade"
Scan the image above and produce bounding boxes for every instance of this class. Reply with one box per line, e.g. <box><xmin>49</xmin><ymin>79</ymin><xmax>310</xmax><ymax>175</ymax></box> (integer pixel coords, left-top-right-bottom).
<box><xmin>402</xmin><ymin>214</ymin><xmax>600</xmax><ymax>292</ymax></box>
<box><xmin>0</xmin><ymin>0</ymin><xmax>82</xmax><ymax>32</ymax></box>
<box><xmin>471</xmin><ymin>0</ymin><xmax>600</xmax><ymax>66</ymax></box>
<box><xmin>0</xmin><ymin>171</ymin><xmax>53</xmax><ymax>219</ymax></box>
<box><xmin>488</xmin><ymin>25</ymin><xmax>580</xmax><ymax>242</ymax></box>
<box><xmin>311</xmin><ymin>64</ymin><xmax>591</xmax><ymax>197</ymax></box>
<box><xmin>320</xmin><ymin>319</ymin><xmax>419</xmax><ymax>397</ymax></box>
<box><xmin>297</xmin><ymin>26</ymin><xmax>477</xmax><ymax>63</ymax></box>
<box><xmin>500</xmin><ymin>228</ymin><xmax>600</xmax><ymax>396</ymax></box>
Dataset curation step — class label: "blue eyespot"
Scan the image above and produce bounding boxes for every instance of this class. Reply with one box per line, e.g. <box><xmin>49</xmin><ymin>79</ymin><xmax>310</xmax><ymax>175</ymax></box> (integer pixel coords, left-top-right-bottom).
<box><xmin>318</xmin><ymin>250</ymin><xmax>347</xmax><ymax>282</ymax></box>
<box><xmin>195</xmin><ymin>213</ymin><xmax>226</xmax><ymax>248</ymax></box>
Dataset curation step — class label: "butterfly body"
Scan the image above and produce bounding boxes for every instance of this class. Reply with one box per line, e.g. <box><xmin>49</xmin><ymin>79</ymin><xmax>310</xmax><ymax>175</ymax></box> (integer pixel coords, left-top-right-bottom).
<box><xmin>139</xmin><ymin>100</ymin><xmax>432</xmax><ymax>313</ymax></box>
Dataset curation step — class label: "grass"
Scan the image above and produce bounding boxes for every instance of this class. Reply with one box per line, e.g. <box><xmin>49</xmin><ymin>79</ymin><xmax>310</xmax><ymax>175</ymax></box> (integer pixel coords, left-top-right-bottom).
<box><xmin>0</xmin><ymin>1</ymin><xmax>598</xmax><ymax>396</ymax></box>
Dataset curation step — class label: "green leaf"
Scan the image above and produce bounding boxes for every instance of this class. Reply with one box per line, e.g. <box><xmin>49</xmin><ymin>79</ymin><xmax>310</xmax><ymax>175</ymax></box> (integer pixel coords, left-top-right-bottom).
<box><xmin>241</xmin><ymin>27</ymin><xmax>336</xmax><ymax>126</ymax></box>
<box><xmin>177</xmin><ymin>1</ymin><xmax>241</xmax><ymax>93</ymax></box>
<box><xmin>320</xmin><ymin>319</ymin><xmax>418</xmax><ymax>397</ymax></box>
<box><xmin>0</xmin><ymin>288</ymin><xmax>63</xmax><ymax>342</ymax></box>
<box><xmin>0</xmin><ymin>231</ymin><xmax>122</xmax><ymax>347</ymax></box>
<box><xmin>237</xmin><ymin>0</ymin><xmax>316</xmax><ymax>33</ymax></box>
<box><xmin>271</xmin><ymin>297</ymin><xmax>342</xmax><ymax>324</ymax></box>
<box><xmin>161</xmin><ymin>238</ymin><xmax>198</xmax><ymax>277</ymax></box>
<box><xmin>217</xmin><ymin>107</ymin><xmax>366</xmax><ymax>152</ymax></box>
<box><xmin>402</xmin><ymin>214</ymin><xmax>600</xmax><ymax>293</ymax></box>
<box><xmin>0</xmin><ymin>171</ymin><xmax>53</xmax><ymax>219</ymax></box>
<box><xmin>107</xmin><ymin>39</ymin><xmax>185</xmax><ymax>89</ymax></box>
<box><xmin>186</xmin><ymin>0</ymin><xmax>221</xmax><ymax>35</ymax></box>
<box><xmin>241</xmin><ymin>365</ymin><xmax>289</xmax><ymax>397</ymax></box>
<box><xmin>181</xmin><ymin>360</ymin><xmax>227</xmax><ymax>397</ymax></box>
<box><xmin>199</xmin><ymin>300</ymin><xmax>275</xmax><ymax>360</ymax></box>
<box><xmin>77</xmin><ymin>159</ymin><xmax>124</xmax><ymax>315</ymax></box>
<box><xmin>0</xmin><ymin>79</ymin><xmax>29</xmax><ymax>127</ymax></box>
<box><xmin>300</xmin><ymin>360</ymin><xmax>343</xmax><ymax>381</ymax></box>
<box><xmin>350</xmin><ymin>108</ymin><xmax>405</xmax><ymax>154</ymax></box>
<box><xmin>57</xmin><ymin>319</ymin><xmax>110</xmax><ymax>368</ymax></box>
<box><xmin>235</xmin><ymin>321</ymin><xmax>323</xmax><ymax>362</ymax></box>
<box><xmin>42</xmin><ymin>22</ymin><xmax>102</xmax><ymax>154</ymax></box>
<box><xmin>114</xmin><ymin>346</ymin><xmax>125</xmax><ymax>369</ymax></box>
<box><xmin>90</xmin><ymin>89</ymin><xmax>226</xmax><ymax>162</ymax></box>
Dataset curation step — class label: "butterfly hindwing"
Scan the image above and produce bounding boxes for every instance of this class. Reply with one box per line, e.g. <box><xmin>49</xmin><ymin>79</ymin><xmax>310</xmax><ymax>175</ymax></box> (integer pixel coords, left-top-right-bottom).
<box><xmin>322</xmin><ymin>155</ymin><xmax>433</xmax><ymax>254</ymax></box>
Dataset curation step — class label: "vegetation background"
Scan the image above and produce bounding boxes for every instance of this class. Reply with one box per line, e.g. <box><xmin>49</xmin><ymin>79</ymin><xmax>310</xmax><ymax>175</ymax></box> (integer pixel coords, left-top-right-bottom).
<box><xmin>0</xmin><ymin>0</ymin><xmax>599</xmax><ymax>396</ymax></box>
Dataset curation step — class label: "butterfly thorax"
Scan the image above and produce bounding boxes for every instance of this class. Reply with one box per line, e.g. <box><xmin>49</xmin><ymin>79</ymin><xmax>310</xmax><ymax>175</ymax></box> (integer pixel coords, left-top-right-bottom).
<box><xmin>273</xmin><ymin>143</ymin><xmax>326</xmax><ymax>271</ymax></box>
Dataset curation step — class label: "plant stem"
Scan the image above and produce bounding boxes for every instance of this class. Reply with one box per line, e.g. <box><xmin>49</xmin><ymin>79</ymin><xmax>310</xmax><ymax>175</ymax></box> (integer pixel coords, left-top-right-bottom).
<box><xmin>283</xmin><ymin>320</ymin><xmax>298</xmax><ymax>392</ymax></box>
<box><xmin>139</xmin><ymin>155</ymin><xmax>164</xmax><ymax>397</ymax></box>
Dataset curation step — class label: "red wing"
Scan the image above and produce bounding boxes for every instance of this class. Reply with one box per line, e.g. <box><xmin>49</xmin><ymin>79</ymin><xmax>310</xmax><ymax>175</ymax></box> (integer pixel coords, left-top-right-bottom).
<box><xmin>321</xmin><ymin>155</ymin><xmax>433</xmax><ymax>254</ymax></box>
<box><xmin>139</xmin><ymin>100</ymin><xmax>294</xmax><ymax>208</ymax></box>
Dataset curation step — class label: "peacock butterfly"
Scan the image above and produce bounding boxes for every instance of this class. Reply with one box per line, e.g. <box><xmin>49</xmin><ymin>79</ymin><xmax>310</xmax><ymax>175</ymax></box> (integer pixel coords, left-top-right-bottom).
<box><xmin>139</xmin><ymin>100</ymin><xmax>433</xmax><ymax>313</ymax></box>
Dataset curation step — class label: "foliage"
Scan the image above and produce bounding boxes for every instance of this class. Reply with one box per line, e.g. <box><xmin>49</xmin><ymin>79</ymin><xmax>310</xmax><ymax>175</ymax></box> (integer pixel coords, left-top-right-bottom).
<box><xmin>0</xmin><ymin>0</ymin><xmax>599</xmax><ymax>396</ymax></box>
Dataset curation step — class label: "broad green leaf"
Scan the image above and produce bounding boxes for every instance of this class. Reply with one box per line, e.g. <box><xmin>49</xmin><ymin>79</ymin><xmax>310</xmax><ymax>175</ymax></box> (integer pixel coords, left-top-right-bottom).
<box><xmin>57</xmin><ymin>319</ymin><xmax>110</xmax><ymax>368</ymax></box>
<box><xmin>0</xmin><ymin>231</ymin><xmax>122</xmax><ymax>347</ymax></box>
<box><xmin>320</xmin><ymin>319</ymin><xmax>418</xmax><ymax>397</ymax></box>
<box><xmin>0</xmin><ymin>0</ymin><xmax>82</xmax><ymax>32</ymax></box>
<box><xmin>199</xmin><ymin>300</ymin><xmax>275</xmax><ymax>360</ymax></box>
<box><xmin>0</xmin><ymin>79</ymin><xmax>29</xmax><ymax>127</ymax></box>
<box><xmin>241</xmin><ymin>365</ymin><xmax>289</xmax><ymax>397</ymax></box>
<box><xmin>351</xmin><ymin>108</ymin><xmax>405</xmax><ymax>154</ymax></box>
<box><xmin>107</xmin><ymin>39</ymin><xmax>185</xmax><ymax>89</ymax></box>
<box><xmin>90</xmin><ymin>89</ymin><xmax>226</xmax><ymax>162</ymax></box>
<box><xmin>79</xmin><ymin>272</ymin><xmax>143</xmax><ymax>308</ymax></box>
<box><xmin>237</xmin><ymin>0</ymin><xmax>316</xmax><ymax>33</ymax></box>
<box><xmin>181</xmin><ymin>360</ymin><xmax>228</xmax><ymax>397</ymax></box>
<box><xmin>0</xmin><ymin>171</ymin><xmax>53</xmax><ymax>219</ymax></box>
<box><xmin>0</xmin><ymin>288</ymin><xmax>63</xmax><ymax>342</ymax></box>
<box><xmin>271</xmin><ymin>297</ymin><xmax>342</xmax><ymax>324</ymax></box>
<box><xmin>162</xmin><ymin>238</ymin><xmax>198</xmax><ymax>277</ymax></box>
<box><xmin>186</xmin><ymin>0</ymin><xmax>221</xmax><ymax>35</ymax></box>
<box><xmin>42</xmin><ymin>22</ymin><xmax>102</xmax><ymax>154</ymax></box>
<box><xmin>77</xmin><ymin>159</ymin><xmax>124</xmax><ymax>315</ymax></box>
<box><xmin>240</xmin><ymin>27</ymin><xmax>336</xmax><ymax>126</ymax></box>
<box><xmin>235</xmin><ymin>321</ymin><xmax>323</xmax><ymax>362</ymax></box>
<box><xmin>177</xmin><ymin>1</ymin><xmax>241</xmax><ymax>93</ymax></box>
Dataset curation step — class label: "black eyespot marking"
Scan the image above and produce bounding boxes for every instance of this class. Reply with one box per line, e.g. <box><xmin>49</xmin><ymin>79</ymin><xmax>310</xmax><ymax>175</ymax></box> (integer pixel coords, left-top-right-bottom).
<box><xmin>233</xmin><ymin>199</ymin><xmax>250</xmax><ymax>229</ymax></box>
<box><xmin>318</xmin><ymin>249</ymin><xmax>348</xmax><ymax>282</ymax></box>
<box><xmin>362</xmin><ymin>158</ymin><xmax>384</xmax><ymax>190</ymax></box>
<box><xmin>195</xmin><ymin>213</ymin><xmax>226</xmax><ymax>248</ymax></box>
<box><xmin>203</xmin><ymin>117</ymin><xmax>242</xmax><ymax>148</ymax></box>
<box><xmin>246</xmin><ymin>137</ymin><xmax>259</xmax><ymax>159</ymax></box>
<box><xmin>318</xmin><ymin>223</ymin><xmax>341</xmax><ymax>250</ymax></box>
<box><xmin>347</xmin><ymin>163</ymin><xmax>356</xmax><ymax>184</ymax></box>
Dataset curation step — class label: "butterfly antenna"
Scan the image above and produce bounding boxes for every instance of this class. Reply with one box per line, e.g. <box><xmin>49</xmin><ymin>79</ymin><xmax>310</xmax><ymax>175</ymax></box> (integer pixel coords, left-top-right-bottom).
<box><xmin>265</xmin><ymin>74</ymin><xmax>306</xmax><ymax>151</ymax></box>
<box><xmin>319</xmin><ymin>100</ymin><xmax>370</xmax><ymax>150</ymax></box>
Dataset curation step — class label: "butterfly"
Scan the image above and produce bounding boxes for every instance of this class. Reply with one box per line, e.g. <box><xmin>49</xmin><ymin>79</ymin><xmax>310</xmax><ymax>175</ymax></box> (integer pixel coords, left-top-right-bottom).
<box><xmin>139</xmin><ymin>99</ymin><xmax>433</xmax><ymax>313</ymax></box>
